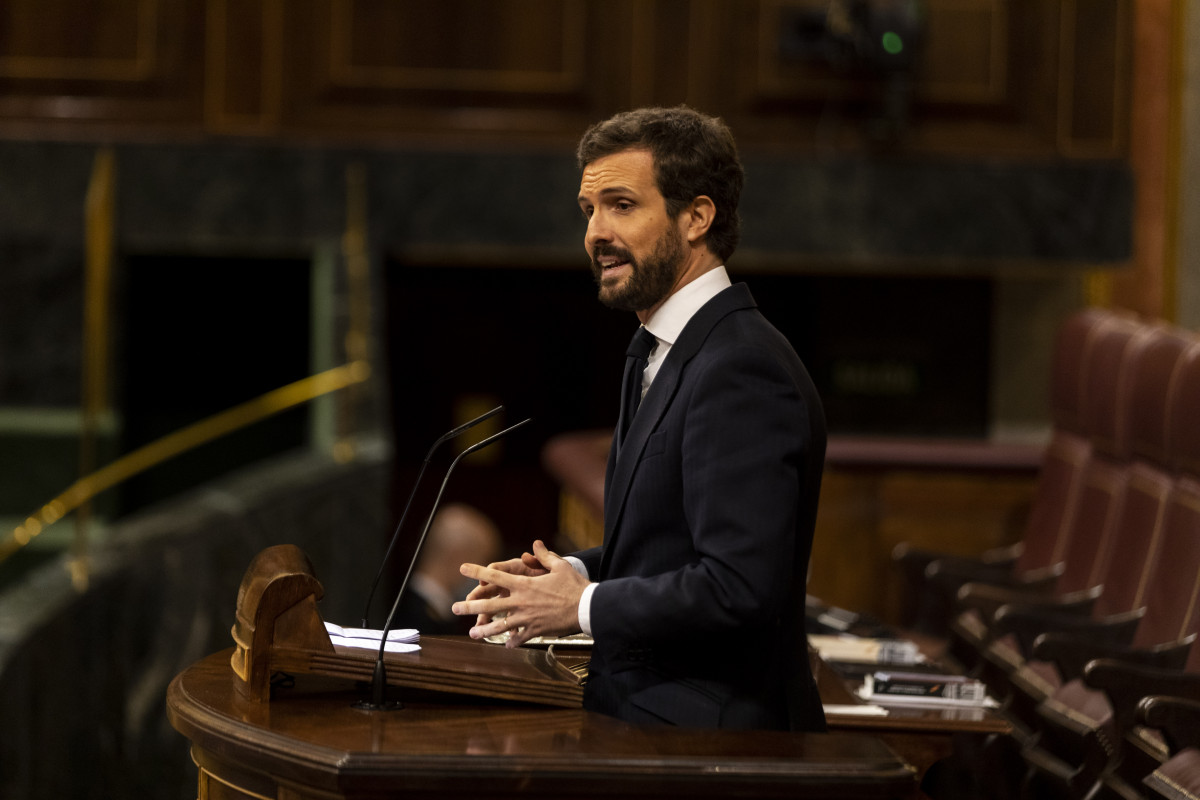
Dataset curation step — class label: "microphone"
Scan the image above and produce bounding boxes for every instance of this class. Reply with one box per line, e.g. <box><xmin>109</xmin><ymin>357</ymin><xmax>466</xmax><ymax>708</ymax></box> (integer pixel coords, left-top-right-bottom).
<box><xmin>355</xmin><ymin>416</ymin><xmax>532</xmax><ymax>711</ymax></box>
<box><xmin>359</xmin><ymin>405</ymin><xmax>504</xmax><ymax>627</ymax></box>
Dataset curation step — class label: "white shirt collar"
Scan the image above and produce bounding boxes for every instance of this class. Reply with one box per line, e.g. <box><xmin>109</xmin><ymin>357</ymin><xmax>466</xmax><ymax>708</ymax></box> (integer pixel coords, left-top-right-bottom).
<box><xmin>643</xmin><ymin>266</ymin><xmax>731</xmax><ymax>346</ymax></box>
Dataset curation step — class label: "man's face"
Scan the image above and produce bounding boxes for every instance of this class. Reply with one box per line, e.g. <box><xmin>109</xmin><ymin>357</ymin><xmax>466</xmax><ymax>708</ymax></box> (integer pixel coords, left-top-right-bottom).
<box><xmin>577</xmin><ymin>148</ymin><xmax>686</xmax><ymax>312</ymax></box>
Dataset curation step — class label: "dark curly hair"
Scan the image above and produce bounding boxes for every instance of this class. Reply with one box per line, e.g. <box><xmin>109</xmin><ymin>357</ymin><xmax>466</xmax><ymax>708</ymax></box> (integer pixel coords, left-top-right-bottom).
<box><xmin>575</xmin><ymin>106</ymin><xmax>744</xmax><ymax>262</ymax></box>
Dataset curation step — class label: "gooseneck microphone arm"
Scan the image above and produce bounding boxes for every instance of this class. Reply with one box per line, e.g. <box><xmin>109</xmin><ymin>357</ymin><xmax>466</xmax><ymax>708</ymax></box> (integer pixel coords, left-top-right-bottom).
<box><xmin>357</xmin><ymin>416</ymin><xmax>532</xmax><ymax>711</ymax></box>
<box><xmin>359</xmin><ymin>405</ymin><xmax>504</xmax><ymax>627</ymax></box>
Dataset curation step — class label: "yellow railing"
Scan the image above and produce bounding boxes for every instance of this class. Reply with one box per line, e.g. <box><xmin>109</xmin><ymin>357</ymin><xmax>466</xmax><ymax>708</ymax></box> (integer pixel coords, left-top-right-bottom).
<box><xmin>0</xmin><ymin>359</ymin><xmax>371</xmax><ymax>568</ymax></box>
<box><xmin>1</xmin><ymin>149</ymin><xmax>376</xmax><ymax>589</ymax></box>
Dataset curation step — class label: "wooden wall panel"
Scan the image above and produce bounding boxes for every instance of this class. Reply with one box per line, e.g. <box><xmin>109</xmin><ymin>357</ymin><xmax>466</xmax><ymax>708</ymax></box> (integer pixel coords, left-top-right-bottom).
<box><xmin>918</xmin><ymin>0</ymin><xmax>1008</xmax><ymax>104</ymax></box>
<box><xmin>1056</xmin><ymin>0</ymin><xmax>1131</xmax><ymax>157</ymax></box>
<box><xmin>0</xmin><ymin>0</ymin><xmax>1132</xmax><ymax>156</ymax></box>
<box><xmin>329</xmin><ymin>0</ymin><xmax>582</xmax><ymax>92</ymax></box>
<box><xmin>715</xmin><ymin>0</ymin><xmax>1129</xmax><ymax>157</ymax></box>
<box><xmin>274</xmin><ymin>0</ymin><xmax>620</xmax><ymax>143</ymax></box>
<box><xmin>205</xmin><ymin>0</ymin><xmax>283</xmax><ymax>135</ymax></box>
<box><xmin>0</xmin><ymin>0</ymin><xmax>205</xmax><ymax>133</ymax></box>
<box><xmin>0</xmin><ymin>0</ymin><xmax>150</xmax><ymax>80</ymax></box>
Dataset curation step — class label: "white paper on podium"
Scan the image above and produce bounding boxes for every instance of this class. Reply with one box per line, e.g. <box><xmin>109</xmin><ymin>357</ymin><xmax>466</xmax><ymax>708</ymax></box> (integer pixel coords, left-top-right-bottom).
<box><xmin>324</xmin><ymin>621</ymin><xmax>420</xmax><ymax>653</ymax></box>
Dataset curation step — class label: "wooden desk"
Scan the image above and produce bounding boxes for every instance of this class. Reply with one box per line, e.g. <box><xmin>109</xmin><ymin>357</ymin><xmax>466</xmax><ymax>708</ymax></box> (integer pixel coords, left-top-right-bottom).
<box><xmin>168</xmin><ymin>649</ymin><xmax>920</xmax><ymax>799</ymax></box>
<box><xmin>818</xmin><ymin>658</ymin><xmax>1012</xmax><ymax>787</ymax></box>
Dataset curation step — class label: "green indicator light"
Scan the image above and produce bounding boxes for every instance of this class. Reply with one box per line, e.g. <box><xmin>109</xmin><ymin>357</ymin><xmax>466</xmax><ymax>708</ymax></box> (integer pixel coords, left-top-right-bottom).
<box><xmin>882</xmin><ymin>31</ymin><xmax>904</xmax><ymax>55</ymax></box>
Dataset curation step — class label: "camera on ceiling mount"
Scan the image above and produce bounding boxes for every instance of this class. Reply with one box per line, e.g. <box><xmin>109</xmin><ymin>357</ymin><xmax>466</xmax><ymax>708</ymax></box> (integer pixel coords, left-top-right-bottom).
<box><xmin>780</xmin><ymin>0</ymin><xmax>926</xmax><ymax>75</ymax></box>
<box><xmin>779</xmin><ymin>0</ymin><xmax>927</xmax><ymax>144</ymax></box>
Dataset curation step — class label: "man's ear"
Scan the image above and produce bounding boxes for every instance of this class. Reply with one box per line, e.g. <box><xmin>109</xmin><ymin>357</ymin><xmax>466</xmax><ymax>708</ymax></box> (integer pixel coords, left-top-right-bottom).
<box><xmin>684</xmin><ymin>196</ymin><xmax>716</xmax><ymax>245</ymax></box>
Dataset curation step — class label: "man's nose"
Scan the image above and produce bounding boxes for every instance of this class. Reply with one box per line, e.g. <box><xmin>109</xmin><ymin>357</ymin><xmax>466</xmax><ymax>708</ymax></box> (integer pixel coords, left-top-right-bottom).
<box><xmin>585</xmin><ymin>211</ymin><xmax>611</xmax><ymax>250</ymax></box>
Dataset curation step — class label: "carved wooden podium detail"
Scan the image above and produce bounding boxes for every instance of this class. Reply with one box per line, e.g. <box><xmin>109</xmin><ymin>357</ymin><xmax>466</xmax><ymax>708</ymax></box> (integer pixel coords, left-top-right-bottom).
<box><xmin>230</xmin><ymin>545</ymin><xmax>584</xmax><ymax>707</ymax></box>
<box><xmin>231</xmin><ymin>544</ymin><xmax>334</xmax><ymax>702</ymax></box>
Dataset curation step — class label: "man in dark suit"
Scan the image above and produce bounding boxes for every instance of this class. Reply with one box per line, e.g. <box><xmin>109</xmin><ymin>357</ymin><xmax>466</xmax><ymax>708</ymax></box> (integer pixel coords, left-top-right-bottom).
<box><xmin>453</xmin><ymin>106</ymin><xmax>827</xmax><ymax>732</ymax></box>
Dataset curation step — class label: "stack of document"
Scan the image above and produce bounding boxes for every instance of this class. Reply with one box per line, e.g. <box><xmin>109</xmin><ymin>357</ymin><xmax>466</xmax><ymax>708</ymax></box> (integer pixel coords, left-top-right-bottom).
<box><xmin>860</xmin><ymin>670</ymin><xmax>994</xmax><ymax>707</ymax></box>
<box><xmin>808</xmin><ymin>634</ymin><xmax>923</xmax><ymax>666</ymax></box>
<box><xmin>324</xmin><ymin>622</ymin><xmax>420</xmax><ymax>653</ymax></box>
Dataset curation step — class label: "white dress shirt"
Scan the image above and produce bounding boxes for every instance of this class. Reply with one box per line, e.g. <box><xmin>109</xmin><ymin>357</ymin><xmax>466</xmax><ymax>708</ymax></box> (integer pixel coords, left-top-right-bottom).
<box><xmin>568</xmin><ymin>266</ymin><xmax>732</xmax><ymax>636</ymax></box>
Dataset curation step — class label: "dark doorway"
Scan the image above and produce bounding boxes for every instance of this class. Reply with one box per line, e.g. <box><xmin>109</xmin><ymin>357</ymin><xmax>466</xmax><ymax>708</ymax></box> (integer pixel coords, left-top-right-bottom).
<box><xmin>750</xmin><ymin>273</ymin><xmax>993</xmax><ymax>438</ymax></box>
<box><xmin>117</xmin><ymin>254</ymin><xmax>312</xmax><ymax>516</ymax></box>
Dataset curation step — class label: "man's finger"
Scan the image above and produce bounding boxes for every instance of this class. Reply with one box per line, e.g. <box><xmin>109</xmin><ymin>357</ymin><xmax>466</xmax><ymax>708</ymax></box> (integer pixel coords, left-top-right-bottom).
<box><xmin>468</xmin><ymin>612</ymin><xmax>516</xmax><ymax>641</ymax></box>
<box><xmin>531</xmin><ymin>539</ymin><xmax>563</xmax><ymax>567</ymax></box>
<box><xmin>463</xmin><ymin>581</ymin><xmax>503</xmax><ymax>602</ymax></box>
<box><xmin>452</xmin><ymin>596</ymin><xmax>505</xmax><ymax>619</ymax></box>
<box><xmin>460</xmin><ymin>561</ymin><xmax>522</xmax><ymax>589</ymax></box>
<box><xmin>504</xmin><ymin>619</ymin><xmax>545</xmax><ymax>648</ymax></box>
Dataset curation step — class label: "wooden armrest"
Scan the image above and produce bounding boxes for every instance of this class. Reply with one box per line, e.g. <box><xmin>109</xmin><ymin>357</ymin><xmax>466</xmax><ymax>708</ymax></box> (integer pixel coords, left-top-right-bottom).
<box><xmin>981</xmin><ymin>540</ymin><xmax>1026</xmax><ymax>565</ymax></box>
<box><xmin>889</xmin><ymin>543</ymin><xmax>953</xmax><ymax>593</ymax></box>
<box><xmin>925</xmin><ymin>555</ymin><xmax>1016</xmax><ymax>587</ymax></box>
<box><xmin>1030</xmin><ymin>699</ymin><xmax>1118</xmax><ymax>785</ymax></box>
<box><xmin>955</xmin><ymin>581</ymin><xmax>1097</xmax><ymax>626</ymax></box>
<box><xmin>899</xmin><ymin>540</ymin><xmax>1024</xmax><ymax>572</ymax></box>
<box><xmin>989</xmin><ymin>605</ymin><xmax>1141</xmax><ymax>662</ymax></box>
<box><xmin>1032</xmin><ymin>630</ymin><xmax>1192</xmax><ymax>684</ymax></box>
<box><xmin>1138</xmin><ymin>696</ymin><xmax>1200</xmax><ymax>754</ymax></box>
<box><xmin>1025</xmin><ymin>635</ymin><xmax>1187</xmax><ymax>790</ymax></box>
<box><xmin>1083</xmin><ymin>659</ymin><xmax>1200</xmax><ymax>739</ymax></box>
<box><xmin>1012</xmin><ymin>562</ymin><xmax>1067</xmax><ymax>587</ymax></box>
<box><xmin>889</xmin><ymin>544</ymin><xmax>1019</xmax><ymax>635</ymax></box>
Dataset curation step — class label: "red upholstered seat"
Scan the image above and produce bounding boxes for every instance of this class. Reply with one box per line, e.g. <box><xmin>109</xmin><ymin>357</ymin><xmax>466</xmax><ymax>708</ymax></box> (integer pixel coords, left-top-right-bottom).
<box><xmin>1015</xmin><ymin>334</ymin><xmax>1200</xmax><ymax>799</ymax></box>
<box><xmin>949</xmin><ymin>316</ymin><xmax>1158</xmax><ymax>682</ymax></box>
<box><xmin>906</xmin><ymin>310</ymin><xmax>1117</xmax><ymax>646</ymax></box>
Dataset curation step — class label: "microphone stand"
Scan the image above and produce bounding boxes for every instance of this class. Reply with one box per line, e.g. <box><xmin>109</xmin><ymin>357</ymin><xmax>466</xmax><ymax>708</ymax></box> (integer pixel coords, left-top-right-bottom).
<box><xmin>359</xmin><ymin>406</ymin><xmax>504</xmax><ymax>627</ymax></box>
<box><xmin>354</xmin><ymin>417</ymin><xmax>532</xmax><ymax>711</ymax></box>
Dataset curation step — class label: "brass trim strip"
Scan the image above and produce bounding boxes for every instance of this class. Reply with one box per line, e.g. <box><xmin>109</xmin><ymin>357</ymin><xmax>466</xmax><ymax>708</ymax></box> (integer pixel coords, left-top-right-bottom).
<box><xmin>76</xmin><ymin>146</ymin><xmax>117</xmax><ymax>588</ymax></box>
<box><xmin>338</xmin><ymin>161</ymin><xmax>371</xmax><ymax>463</ymax></box>
<box><xmin>0</xmin><ymin>360</ymin><xmax>370</xmax><ymax>565</ymax></box>
<box><xmin>199</xmin><ymin>767</ymin><xmax>275</xmax><ymax>800</ymax></box>
<box><xmin>1162</xmin><ymin>0</ymin><xmax>1187</xmax><ymax>321</ymax></box>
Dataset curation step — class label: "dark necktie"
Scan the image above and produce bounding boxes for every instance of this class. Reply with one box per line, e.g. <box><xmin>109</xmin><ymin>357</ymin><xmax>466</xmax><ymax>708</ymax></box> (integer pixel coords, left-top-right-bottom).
<box><xmin>617</xmin><ymin>326</ymin><xmax>657</xmax><ymax>451</ymax></box>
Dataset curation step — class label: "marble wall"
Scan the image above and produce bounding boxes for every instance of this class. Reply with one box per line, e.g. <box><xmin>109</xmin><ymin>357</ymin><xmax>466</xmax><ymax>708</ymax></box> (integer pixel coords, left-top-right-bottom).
<box><xmin>0</xmin><ymin>438</ymin><xmax>392</xmax><ymax>799</ymax></box>
<box><xmin>0</xmin><ymin>137</ymin><xmax>1131</xmax><ymax>429</ymax></box>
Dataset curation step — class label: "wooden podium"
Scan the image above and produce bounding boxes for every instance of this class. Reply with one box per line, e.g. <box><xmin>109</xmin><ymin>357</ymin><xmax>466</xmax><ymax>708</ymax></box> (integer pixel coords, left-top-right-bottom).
<box><xmin>169</xmin><ymin>649</ymin><xmax>922</xmax><ymax>799</ymax></box>
<box><xmin>228</xmin><ymin>543</ymin><xmax>583</xmax><ymax>707</ymax></box>
<box><xmin>164</xmin><ymin>546</ymin><xmax>920</xmax><ymax>799</ymax></box>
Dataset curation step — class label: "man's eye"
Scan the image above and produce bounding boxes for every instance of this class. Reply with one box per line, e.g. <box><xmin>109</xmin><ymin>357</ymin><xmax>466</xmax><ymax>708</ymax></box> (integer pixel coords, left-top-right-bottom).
<box><xmin>615</xmin><ymin>201</ymin><xmax>633</xmax><ymax>212</ymax></box>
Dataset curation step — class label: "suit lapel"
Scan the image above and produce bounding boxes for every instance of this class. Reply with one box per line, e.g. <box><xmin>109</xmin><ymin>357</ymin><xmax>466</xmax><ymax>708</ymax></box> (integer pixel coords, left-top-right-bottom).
<box><xmin>600</xmin><ymin>284</ymin><xmax>757</xmax><ymax>573</ymax></box>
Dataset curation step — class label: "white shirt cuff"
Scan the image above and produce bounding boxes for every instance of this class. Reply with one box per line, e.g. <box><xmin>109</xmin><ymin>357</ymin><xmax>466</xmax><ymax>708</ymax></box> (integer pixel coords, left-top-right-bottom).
<box><xmin>562</xmin><ymin>556</ymin><xmax>595</xmax><ymax>636</ymax></box>
<box><xmin>577</xmin><ymin>581</ymin><xmax>598</xmax><ymax>637</ymax></box>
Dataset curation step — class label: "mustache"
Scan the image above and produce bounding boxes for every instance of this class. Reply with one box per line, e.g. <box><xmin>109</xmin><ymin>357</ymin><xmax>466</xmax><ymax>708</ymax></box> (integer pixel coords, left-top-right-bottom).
<box><xmin>590</xmin><ymin>244</ymin><xmax>634</xmax><ymax>270</ymax></box>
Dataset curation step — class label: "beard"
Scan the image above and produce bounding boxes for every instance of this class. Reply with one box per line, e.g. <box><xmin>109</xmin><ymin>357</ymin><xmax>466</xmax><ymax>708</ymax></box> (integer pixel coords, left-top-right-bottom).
<box><xmin>590</xmin><ymin>224</ymin><xmax>687</xmax><ymax>312</ymax></box>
